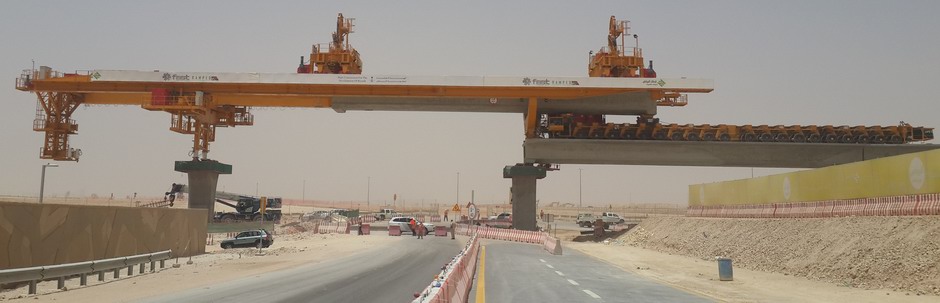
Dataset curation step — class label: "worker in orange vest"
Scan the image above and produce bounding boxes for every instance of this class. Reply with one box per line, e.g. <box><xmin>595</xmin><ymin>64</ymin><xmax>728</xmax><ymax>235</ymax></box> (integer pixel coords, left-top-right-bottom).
<box><xmin>409</xmin><ymin>218</ymin><xmax>417</xmax><ymax>237</ymax></box>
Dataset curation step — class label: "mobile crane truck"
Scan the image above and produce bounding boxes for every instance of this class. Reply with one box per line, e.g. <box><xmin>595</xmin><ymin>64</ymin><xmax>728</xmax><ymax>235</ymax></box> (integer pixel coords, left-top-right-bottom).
<box><xmin>214</xmin><ymin>191</ymin><xmax>283</xmax><ymax>223</ymax></box>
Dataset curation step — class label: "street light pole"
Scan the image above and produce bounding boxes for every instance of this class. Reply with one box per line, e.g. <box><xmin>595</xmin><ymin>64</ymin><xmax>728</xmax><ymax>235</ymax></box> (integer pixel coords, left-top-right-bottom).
<box><xmin>456</xmin><ymin>172</ymin><xmax>460</xmax><ymax>205</ymax></box>
<box><xmin>579</xmin><ymin>168</ymin><xmax>583</xmax><ymax>209</ymax></box>
<box><xmin>39</xmin><ymin>163</ymin><xmax>59</xmax><ymax>204</ymax></box>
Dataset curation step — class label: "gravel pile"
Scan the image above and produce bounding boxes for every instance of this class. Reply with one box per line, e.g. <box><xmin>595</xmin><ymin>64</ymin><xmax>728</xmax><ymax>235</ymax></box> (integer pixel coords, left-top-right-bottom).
<box><xmin>615</xmin><ymin>216</ymin><xmax>940</xmax><ymax>295</ymax></box>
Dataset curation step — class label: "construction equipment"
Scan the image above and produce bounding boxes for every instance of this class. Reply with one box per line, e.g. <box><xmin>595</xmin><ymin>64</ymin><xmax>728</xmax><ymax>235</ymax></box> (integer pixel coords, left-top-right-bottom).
<box><xmin>541</xmin><ymin>113</ymin><xmax>933</xmax><ymax>144</ymax></box>
<box><xmin>11</xmin><ymin>14</ymin><xmax>931</xmax><ymax>163</ymax></box>
<box><xmin>542</xmin><ymin>16</ymin><xmax>933</xmax><ymax>144</ymax></box>
<box><xmin>214</xmin><ymin>191</ymin><xmax>282</xmax><ymax>223</ymax></box>
<box><xmin>297</xmin><ymin>13</ymin><xmax>362</xmax><ymax>74</ymax></box>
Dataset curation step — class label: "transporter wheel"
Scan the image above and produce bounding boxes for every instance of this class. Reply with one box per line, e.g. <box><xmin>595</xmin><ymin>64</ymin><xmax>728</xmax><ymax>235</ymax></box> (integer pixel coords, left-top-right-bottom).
<box><xmin>623</xmin><ymin>132</ymin><xmax>635</xmax><ymax>140</ymax></box>
<box><xmin>807</xmin><ymin>133</ymin><xmax>821</xmax><ymax>143</ymax></box>
<box><xmin>702</xmin><ymin>133</ymin><xmax>716</xmax><ymax>141</ymax></box>
<box><xmin>718</xmin><ymin>133</ymin><xmax>731</xmax><ymax>141</ymax></box>
<box><xmin>606</xmin><ymin>131</ymin><xmax>620</xmax><ymax>139</ymax></box>
<box><xmin>758</xmin><ymin>133</ymin><xmax>774</xmax><ymax>142</ymax></box>
<box><xmin>741</xmin><ymin>133</ymin><xmax>757</xmax><ymax>142</ymax></box>
<box><xmin>855</xmin><ymin>135</ymin><xmax>870</xmax><ymax>144</ymax></box>
<box><xmin>575</xmin><ymin>129</ymin><xmax>589</xmax><ymax>139</ymax></box>
<box><xmin>823</xmin><ymin>133</ymin><xmax>838</xmax><ymax>143</ymax></box>
<box><xmin>590</xmin><ymin>130</ymin><xmax>604</xmax><ymax>139</ymax></box>
<box><xmin>840</xmin><ymin>134</ymin><xmax>854</xmax><ymax>143</ymax></box>
<box><xmin>888</xmin><ymin>135</ymin><xmax>902</xmax><ymax>144</ymax></box>
<box><xmin>775</xmin><ymin>133</ymin><xmax>790</xmax><ymax>142</ymax></box>
<box><xmin>871</xmin><ymin>135</ymin><xmax>886</xmax><ymax>144</ymax></box>
<box><xmin>671</xmin><ymin>132</ymin><xmax>684</xmax><ymax>141</ymax></box>
<box><xmin>653</xmin><ymin>132</ymin><xmax>666</xmax><ymax>140</ymax></box>
<box><xmin>791</xmin><ymin>133</ymin><xmax>806</xmax><ymax>143</ymax></box>
<box><xmin>687</xmin><ymin>133</ymin><xmax>700</xmax><ymax>141</ymax></box>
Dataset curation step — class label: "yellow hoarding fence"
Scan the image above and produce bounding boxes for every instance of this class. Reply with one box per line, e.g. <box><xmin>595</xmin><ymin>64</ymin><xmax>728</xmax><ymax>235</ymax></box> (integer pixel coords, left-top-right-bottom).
<box><xmin>690</xmin><ymin>149</ymin><xmax>940</xmax><ymax>206</ymax></box>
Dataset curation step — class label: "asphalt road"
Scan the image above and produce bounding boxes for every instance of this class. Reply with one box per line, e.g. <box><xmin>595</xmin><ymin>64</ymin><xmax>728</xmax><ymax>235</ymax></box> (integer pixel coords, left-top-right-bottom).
<box><xmin>141</xmin><ymin>236</ymin><xmax>460</xmax><ymax>303</ymax></box>
<box><xmin>471</xmin><ymin>241</ymin><xmax>710</xmax><ymax>303</ymax></box>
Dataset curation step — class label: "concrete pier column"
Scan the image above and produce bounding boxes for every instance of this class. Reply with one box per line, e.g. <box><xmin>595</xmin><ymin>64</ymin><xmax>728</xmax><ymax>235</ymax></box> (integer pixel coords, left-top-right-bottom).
<box><xmin>503</xmin><ymin>164</ymin><xmax>547</xmax><ymax>231</ymax></box>
<box><xmin>175</xmin><ymin>160</ymin><xmax>232</xmax><ymax>222</ymax></box>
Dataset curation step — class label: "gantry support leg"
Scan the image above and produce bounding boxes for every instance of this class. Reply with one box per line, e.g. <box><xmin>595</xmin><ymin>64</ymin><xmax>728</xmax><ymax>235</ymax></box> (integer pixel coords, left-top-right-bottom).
<box><xmin>191</xmin><ymin>122</ymin><xmax>215</xmax><ymax>161</ymax></box>
<box><xmin>525</xmin><ymin>97</ymin><xmax>539</xmax><ymax>138</ymax></box>
<box><xmin>34</xmin><ymin>92</ymin><xmax>83</xmax><ymax>161</ymax></box>
<box><xmin>503</xmin><ymin>164</ymin><xmax>547</xmax><ymax>231</ymax></box>
<box><xmin>175</xmin><ymin>160</ymin><xmax>232</xmax><ymax>222</ymax></box>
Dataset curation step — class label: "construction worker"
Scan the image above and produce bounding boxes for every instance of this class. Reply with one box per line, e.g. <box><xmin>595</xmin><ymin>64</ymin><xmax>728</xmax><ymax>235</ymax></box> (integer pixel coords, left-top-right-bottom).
<box><xmin>444</xmin><ymin>209</ymin><xmax>449</xmax><ymax>222</ymax></box>
<box><xmin>417</xmin><ymin>222</ymin><xmax>425</xmax><ymax>239</ymax></box>
<box><xmin>409</xmin><ymin>218</ymin><xmax>417</xmax><ymax>237</ymax></box>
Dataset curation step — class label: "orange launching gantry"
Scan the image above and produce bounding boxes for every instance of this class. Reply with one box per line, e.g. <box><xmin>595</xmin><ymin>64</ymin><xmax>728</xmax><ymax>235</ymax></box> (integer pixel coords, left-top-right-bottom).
<box><xmin>540</xmin><ymin>16</ymin><xmax>933</xmax><ymax>144</ymax></box>
<box><xmin>13</xmin><ymin>14</ymin><xmax>932</xmax><ymax>163</ymax></box>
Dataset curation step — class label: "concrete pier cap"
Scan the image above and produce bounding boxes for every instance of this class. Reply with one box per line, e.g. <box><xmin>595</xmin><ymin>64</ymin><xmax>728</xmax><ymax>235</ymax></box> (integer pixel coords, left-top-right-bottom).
<box><xmin>175</xmin><ymin>160</ymin><xmax>232</xmax><ymax>221</ymax></box>
<box><xmin>504</xmin><ymin>164</ymin><xmax>548</xmax><ymax>231</ymax></box>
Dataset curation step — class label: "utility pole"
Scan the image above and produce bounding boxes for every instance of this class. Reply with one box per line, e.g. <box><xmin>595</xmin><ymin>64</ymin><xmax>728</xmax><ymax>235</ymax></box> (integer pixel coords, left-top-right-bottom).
<box><xmin>579</xmin><ymin>168</ymin><xmax>583</xmax><ymax>209</ymax></box>
<box><xmin>39</xmin><ymin>163</ymin><xmax>59</xmax><ymax>204</ymax></box>
<box><xmin>456</xmin><ymin>172</ymin><xmax>460</xmax><ymax>205</ymax></box>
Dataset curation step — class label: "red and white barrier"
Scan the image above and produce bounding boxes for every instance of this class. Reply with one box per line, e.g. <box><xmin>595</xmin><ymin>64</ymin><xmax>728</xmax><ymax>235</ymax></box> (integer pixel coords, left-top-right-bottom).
<box><xmin>413</xmin><ymin>235</ymin><xmax>480</xmax><ymax>303</ymax></box>
<box><xmin>389</xmin><ymin>225</ymin><xmax>402</xmax><ymax>236</ymax></box>
<box><xmin>314</xmin><ymin>222</ymin><xmax>350</xmax><ymax>234</ymax></box>
<box><xmin>542</xmin><ymin>233</ymin><xmax>562</xmax><ymax>255</ymax></box>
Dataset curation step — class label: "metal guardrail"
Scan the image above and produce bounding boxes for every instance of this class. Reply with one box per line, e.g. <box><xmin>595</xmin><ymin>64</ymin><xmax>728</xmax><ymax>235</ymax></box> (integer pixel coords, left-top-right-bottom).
<box><xmin>0</xmin><ymin>250</ymin><xmax>173</xmax><ymax>295</ymax></box>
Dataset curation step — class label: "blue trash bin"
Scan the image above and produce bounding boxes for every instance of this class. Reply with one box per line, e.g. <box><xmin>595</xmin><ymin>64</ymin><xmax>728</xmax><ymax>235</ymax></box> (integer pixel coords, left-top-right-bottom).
<box><xmin>717</xmin><ymin>258</ymin><xmax>733</xmax><ymax>281</ymax></box>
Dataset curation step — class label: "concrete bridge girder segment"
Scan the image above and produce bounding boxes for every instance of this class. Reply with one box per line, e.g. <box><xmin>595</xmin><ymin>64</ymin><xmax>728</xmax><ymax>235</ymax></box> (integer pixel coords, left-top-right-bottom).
<box><xmin>523</xmin><ymin>139</ymin><xmax>940</xmax><ymax>168</ymax></box>
<box><xmin>503</xmin><ymin>164</ymin><xmax>548</xmax><ymax>231</ymax></box>
<box><xmin>175</xmin><ymin>160</ymin><xmax>232</xmax><ymax>222</ymax></box>
<box><xmin>330</xmin><ymin>92</ymin><xmax>656</xmax><ymax>115</ymax></box>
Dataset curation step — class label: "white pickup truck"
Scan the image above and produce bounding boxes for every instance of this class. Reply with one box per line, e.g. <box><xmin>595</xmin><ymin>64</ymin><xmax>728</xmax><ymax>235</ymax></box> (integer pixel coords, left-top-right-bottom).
<box><xmin>373</xmin><ymin>208</ymin><xmax>402</xmax><ymax>221</ymax></box>
<box><xmin>578</xmin><ymin>212</ymin><xmax>625</xmax><ymax>228</ymax></box>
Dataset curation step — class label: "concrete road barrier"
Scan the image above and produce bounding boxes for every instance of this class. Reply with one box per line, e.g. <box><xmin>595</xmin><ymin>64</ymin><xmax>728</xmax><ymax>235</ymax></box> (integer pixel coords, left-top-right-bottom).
<box><xmin>389</xmin><ymin>225</ymin><xmax>402</xmax><ymax>236</ymax></box>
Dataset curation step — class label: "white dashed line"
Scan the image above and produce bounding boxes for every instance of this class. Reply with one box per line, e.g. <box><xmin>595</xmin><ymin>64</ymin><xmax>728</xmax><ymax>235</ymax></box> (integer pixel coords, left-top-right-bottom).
<box><xmin>539</xmin><ymin>259</ymin><xmax>546</xmax><ymax>263</ymax></box>
<box><xmin>567</xmin><ymin>279</ymin><xmax>580</xmax><ymax>286</ymax></box>
<box><xmin>546</xmin><ymin>264</ymin><xmax>554</xmax><ymax>269</ymax></box>
<box><xmin>583</xmin><ymin>289</ymin><xmax>602</xmax><ymax>299</ymax></box>
<box><xmin>555</xmin><ymin>271</ymin><xmax>565</xmax><ymax>276</ymax></box>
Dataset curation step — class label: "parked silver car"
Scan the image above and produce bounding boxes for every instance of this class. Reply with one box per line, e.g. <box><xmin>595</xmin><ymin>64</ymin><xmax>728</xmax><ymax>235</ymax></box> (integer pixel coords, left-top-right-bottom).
<box><xmin>220</xmin><ymin>229</ymin><xmax>273</xmax><ymax>249</ymax></box>
<box><xmin>388</xmin><ymin>217</ymin><xmax>434</xmax><ymax>235</ymax></box>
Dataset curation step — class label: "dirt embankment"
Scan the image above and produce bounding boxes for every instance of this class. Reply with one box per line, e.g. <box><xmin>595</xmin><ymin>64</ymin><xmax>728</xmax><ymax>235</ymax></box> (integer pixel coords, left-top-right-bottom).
<box><xmin>615</xmin><ymin>216</ymin><xmax>940</xmax><ymax>295</ymax></box>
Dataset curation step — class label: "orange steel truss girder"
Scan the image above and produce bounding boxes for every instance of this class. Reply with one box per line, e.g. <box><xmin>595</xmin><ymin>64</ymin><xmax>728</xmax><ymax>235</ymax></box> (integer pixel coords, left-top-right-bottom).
<box><xmin>35</xmin><ymin>92</ymin><xmax>82</xmax><ymax>161</ymax></box>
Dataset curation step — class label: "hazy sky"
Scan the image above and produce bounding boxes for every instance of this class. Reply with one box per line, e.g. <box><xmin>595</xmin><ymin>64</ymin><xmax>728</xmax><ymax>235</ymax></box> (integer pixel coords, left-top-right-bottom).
<box><xmin>1</xmin><ymin>1</ymin><xmax>938</xmax><ymax>206</ymax></box>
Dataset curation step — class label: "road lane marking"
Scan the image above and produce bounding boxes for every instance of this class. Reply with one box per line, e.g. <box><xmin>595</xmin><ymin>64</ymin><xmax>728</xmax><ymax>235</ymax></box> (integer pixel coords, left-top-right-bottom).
<box><xmin>583</xmin><ymin>289</ymin><xmax>602</xmax><ymax>299</ymax></box>
<box><xmin>546</xmin><ymin>264</ymin><xmax>554</xmax><ymax>269</ymax></box>
<box><xmin>567</xmin><ymin>279</ymin><xmax>580</xmax><ymax>286</ymax></box>
<box><xmin>539</xmin><ymin>259</ymin><xmax>546</xmax><ymax>263</ymax></box>
<box><xmin>476</xmin><ymin>246</ymin><xmax>486</xmax><ymax>303</ymax></box>
<box><xmin>555</xmin><ymin>271</ymin><xmax>565</xmax><ymax>276</ymax></box>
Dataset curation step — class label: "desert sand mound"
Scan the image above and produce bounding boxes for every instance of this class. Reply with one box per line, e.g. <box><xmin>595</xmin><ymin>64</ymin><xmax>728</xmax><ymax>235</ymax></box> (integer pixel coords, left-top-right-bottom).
<box><xmin>615</xmin><ymin>216</ymin><xmax>940</xmax><ymax>295</ymax></box>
